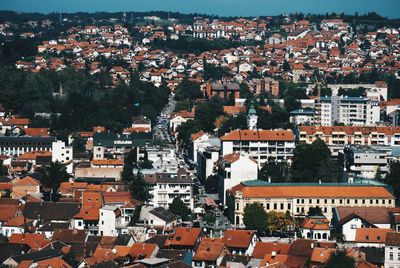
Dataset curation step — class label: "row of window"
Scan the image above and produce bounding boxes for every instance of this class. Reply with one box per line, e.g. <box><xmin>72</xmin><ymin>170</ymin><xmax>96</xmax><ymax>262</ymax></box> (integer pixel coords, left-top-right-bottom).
<box><xmin>296</xmin><ymin>198</ymin><xmax>392</xmax><ymax>205</ymax></box>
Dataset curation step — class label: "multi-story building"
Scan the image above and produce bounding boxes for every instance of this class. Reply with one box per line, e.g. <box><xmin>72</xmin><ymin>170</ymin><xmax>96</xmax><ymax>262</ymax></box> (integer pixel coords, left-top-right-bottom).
<box><xmin>227</xmin><ymin>180</ymin><xmax>395</xmax><ymax>227</ymax></box>
<box><xmin>340</xmin><ymin>145</ymin><xmax>391</xmax><ymax>180</ymax></box>
<box><xmin>316</xmin><ymin>96</ymin><xmax>380</xmax><ymax>126</ymax></box>
<box><xmin>52</xmin><ymin>140</ymin><xmax>73</xmax><ymax>173</ymax></box>
<box><xmin>196</xmin><ymin>146</ymin><xmax>220</xmax><ymax>182</ymax></box>
<box><xmin>217</xmin><ymin>153</ymin><xmax>258</xmax><ymax>204</ymax></box>
<box><xmin>385</xmin><ymin>232</ymin><xmax>400</xmax><ymax>268</ymax></box>
<box><xmin>246</xmin><ymin>77</ymin><xmax>279</xmax><ymax>96</ymax></box>
<box><xmin>0</xmin><ymin>136</ymin><xmax>56</xmax><ymax>156</ymax></box>
<box><xmin>144</xmin><ymin>168</ymin><xmax>194</xmax><ymax>210</ymax></box>
<box><xmin>220</xmin><ymin>129</ymin><xmax>295</xmax><ymax>167</ymax></box>
<box><xmin>298</xmin><ymin>126</ymin><xmax>400</xmax><ymax>156</ymax></box>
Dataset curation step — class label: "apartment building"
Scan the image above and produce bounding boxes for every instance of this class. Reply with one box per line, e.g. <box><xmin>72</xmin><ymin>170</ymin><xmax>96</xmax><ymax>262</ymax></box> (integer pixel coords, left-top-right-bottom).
<box><xmin>217</xmin><ymin>153</ymin><xmax>258</xmax><ymax>204</ymax></box>
<box><xmin>246</xmin><ymin>77</ymin><xmax>279</xmax><ymax>96</ymax></box>
<box><xmin>340</xmin><ymin>145</ymin><xmax>391</xmax><ymax>180</ymax></box>
<box><xmin>0</xmin><ymin>136</ymin><xmax>56</xmax><ymax>156</ymax></box>
<box><xmin>227</xmin><ymin>180</ymin><xmax>395</xmax><ymax>227</ymax></box>
<box><xmin>298</xmin><ymin>126</ymin><xmax>400</xmax><ymax>156</ymax></box>
<box><xmin>220</xmin><ymin>129</ymin><xmax>295</xmax><ymax>167</ymax></box>
<box><xmin>316</xmin><ymin>96</ymin><xmax>380</xmax><ymax>126</ymax></box>
<box><xmin>144</xmin><ymin>168</ymin><xmax>194</xmax><ymax>210</ymax></box>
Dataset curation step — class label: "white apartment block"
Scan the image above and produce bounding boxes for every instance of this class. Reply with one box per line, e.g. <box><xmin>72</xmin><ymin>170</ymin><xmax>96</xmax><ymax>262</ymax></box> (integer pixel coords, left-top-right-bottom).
<box><xmin>99</xmin><ymin>205</ymin><xmax>121</xmax><ymax>236</ymax></box>
<box><xmin>298</xmin><ymin>126</ymin><xmax>400</xmax><ymax>156</ymax></box>
<box><xmin>317</xmin><ymin>96</ymin><xmax>380</xmax><ymax>126</ymax></box>
<box><xmin>220</xmin><ymin>129</ymin><xmax>295</xmax><ymax>167</ymax></box>
<box><xmin>144</xmin><ymin>169</ymin><xmax>194</xmax><ymax>210</ymax></box>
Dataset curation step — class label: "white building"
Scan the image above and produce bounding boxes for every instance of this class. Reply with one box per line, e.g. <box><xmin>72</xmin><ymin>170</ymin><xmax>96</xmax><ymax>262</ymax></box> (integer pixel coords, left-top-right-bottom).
<box><xmin>220</xmin><ymin>129</ymin><xmax>295</xmax><ymax>167</ymax></box>
<box><xmin>144</xmin><ymin>169</ymin><xmax>194</xmax><ymax>210</ymax></box>
<box><xmin>317</xmin><ymin>96</ymin><xmax>380</xmax><ymax>126</ymax></box>
<box><xmin>190</xmin><ymin>131</ymin><xmax>220</xmax><ymax>163</ymax></box>
<box><xmin>300</xmin><ymin>216</ymin><xmax>330</xmax><ymax>241</ymax></box>
<box><xmin>217</xmin><ymin>153</ymin><xmax>258</xmax><ymax>204</ymax></box>
<box><xmin>196</xmin><ymin>146</ymin><xmax>220</xmax><ymax>181</ymax></box>
<box><xmin>385</xmin><ymin>232</ymin><xmax>400</xmax><ymax>268</ymax></box>
<box><xmin>52</xmin><ymin>140</ymin><xmax>73</xmax><ymax>173</ymax></box>
<box><xmin>341</xmin><ymin>145</ymin><xmax>391</xmax><ymax>180</ymax></box>
<box><xmin>332</xmin><ymin>206</ymin><xmax>392</xmax><ymax>243</ymax></box>
<box><xmin>99</xmin><ymin>205</ymin><xmax>121</xmax><ymax>236</ymax></box>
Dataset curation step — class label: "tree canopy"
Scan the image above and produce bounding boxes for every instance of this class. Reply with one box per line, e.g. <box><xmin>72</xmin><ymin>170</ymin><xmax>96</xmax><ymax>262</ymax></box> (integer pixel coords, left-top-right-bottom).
<box><xmin>291</xmin><ymin>139</ymin><xmax>339</xmax><ymax>183</ymax></box>
<box><xmin>243</xmin><ymin>202</ymin><xmax>268</xmax><ymax>233</ymax></box>
<box><xmin>327</xmin><ymin>250</ymin><xmax>355</xmax><ymax>268</ymax></box>
<box><xmin>169</xmin><ymin>197</ymin><xmax>191</xmax><ymax>220</ymax></box>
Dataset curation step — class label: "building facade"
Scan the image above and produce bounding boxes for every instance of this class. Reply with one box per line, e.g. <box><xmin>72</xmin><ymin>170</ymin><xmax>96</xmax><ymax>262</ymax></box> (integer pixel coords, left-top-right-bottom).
<box><xmin>227</xmin><ymin>180</ymin><xmax>395</xmax><ymax>227</ymax></box>
<box><xmin>220</xmin><ymin>129</ymin><xmax>295</xmax><ymax>167</ymax></box>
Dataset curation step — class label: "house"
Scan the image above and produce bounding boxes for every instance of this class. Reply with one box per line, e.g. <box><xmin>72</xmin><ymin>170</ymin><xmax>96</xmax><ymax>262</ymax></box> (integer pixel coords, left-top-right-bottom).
<box><xmin>223</xmin><ymin>229</ymin><xmax>258</xmax><ymax>255</ymax></box>
<box><xmin>169</xmin><ymin>109</ymin><xmax>195</xmax><ymax>133</ymax></box>
<box><xmin>144</xmin><ymin>207</ymin><xmax>177</xmax><ymax>231</ymax></box>
<box><xmin>355</xmin><ymin>228</ymin><xmax>392</xmax><ymax>248</ymax></box>
<box><xmin>99</xmin><ymin>205</ymin><xmax>122</xmax><ymax>236</ymax></box>
<box><xmin>8</xmin><ymin>233</ymin><xmax>48</xmax><ymax>251</ymax></box>
<box><xmin>385</xmin><ymin>232</ymin><xmax>400</xmax><ymax>268</ymax></box>
<box><xmin>299</xmin><ymin>216</ymin><xmax>331</xmax><ymax>241</ymax></box>
<box><xmin>11</xmin><ymin>176</ymin><xmax>41</xmax><ymax>199</ymax></box>
<box><xmin>192</xmin><ymin>238</ymin><xmax>226</xmax><ymax>268</ymax></box>
<box><xmin>164</xmin><ymin>227</ymin><xmax>202</xmax><ymax>251</ymax></box>
<box><xmin>332</xmin><ymin>206</ymin><xmax>392</xmax><ymax>242</ymax></box>
<box><xmin>217</xmin><ymin>153</ymin><xmax>258</xmax><ymax>204</ymax></box>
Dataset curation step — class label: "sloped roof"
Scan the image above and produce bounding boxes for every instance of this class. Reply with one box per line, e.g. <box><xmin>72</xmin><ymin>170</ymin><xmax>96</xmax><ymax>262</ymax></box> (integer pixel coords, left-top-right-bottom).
<box><xmin>223</xmin><ymin>230</ymin><xmax>255</xmax><ymax>249</ymax></box>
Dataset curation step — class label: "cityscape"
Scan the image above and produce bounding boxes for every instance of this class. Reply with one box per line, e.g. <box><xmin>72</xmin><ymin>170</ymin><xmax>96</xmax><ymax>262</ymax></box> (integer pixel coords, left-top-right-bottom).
<box><xmin>0</xmin><ymin>2</ymin><xmax>400</xmax><ymax>268</ymax></box>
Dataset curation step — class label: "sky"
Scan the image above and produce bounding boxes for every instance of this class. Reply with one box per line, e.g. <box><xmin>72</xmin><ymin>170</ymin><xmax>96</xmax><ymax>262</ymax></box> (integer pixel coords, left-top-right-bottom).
<box><xmin>0</xmin><ymin>0</ymin><xmax>399</xmax><ymax>19</ymax></box>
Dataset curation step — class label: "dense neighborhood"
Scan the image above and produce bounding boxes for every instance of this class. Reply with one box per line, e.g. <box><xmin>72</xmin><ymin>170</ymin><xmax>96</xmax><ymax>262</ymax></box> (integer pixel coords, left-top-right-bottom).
<box><xmin>1</xmin><ymin>10</ymin><xmax>400</xmax><ymax>268</ymax></box>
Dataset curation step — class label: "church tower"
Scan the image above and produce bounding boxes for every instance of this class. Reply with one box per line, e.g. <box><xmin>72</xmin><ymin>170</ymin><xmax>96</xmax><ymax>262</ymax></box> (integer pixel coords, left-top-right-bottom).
<box><xmin>247</xmin><ymin>101</ymin><xmax>258</xmax><ymax>130</ymax></box>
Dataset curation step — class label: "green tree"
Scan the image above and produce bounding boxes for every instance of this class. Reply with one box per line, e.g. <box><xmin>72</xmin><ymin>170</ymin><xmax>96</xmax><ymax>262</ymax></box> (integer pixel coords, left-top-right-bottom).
<box><xmin>38</xmin><ymin>161</ymin><xmax>70</xmax><ymax>198</ymax></box>
<box><xmin>71</xmin><ymin>136</ymin><xmax>86</xmax><ymax>152</ymax></box>
<box><xmin>258</xmin><ymin>160</ymin><xmax>289</xmax><ymax>182</ymax></box>
<box><xmin>291</xmin><ymin>139</ymin><xmax>338</xmax><ymax>183</ymax></box>
<box><xmin>386</xmin><ymin>161</ymin><xmax>400</xmax><ymax>200</ymax></box>
<box><xmin>0</xmin><ymin>161</ymin><xmax>8</xmax><ymax>176</ymax></box>
<box><xmin>205</xmin><ymin>174</ymin><xmax>219</xmax><ymax>193</ymax></box>
<box><xmin>169</xmin><ymin>197</ymin><xmax>191</xmax><ymax>219</ymax></box>
<box><xmin>194</xmin><ymin>98</ymin><xmax>224</xmax><ymax>132</ymax></box>
<box><xmin>130</xmin><ymin>171</ymin><xmax>152</xmax><ymax>202</ymax></box>
<box><xmin>174</xmin><ymin>78</ymin><xmax>203</xmax><ymax>102</ymax></box>
<box><xmin>308</xmin><ymin>206</ymin><xmax>323</xmax><ymax>216</ymax></box>
<box><xmin>266</xmin><ymin>211</ymin><xmax>294</xmax><ymax>234</ymax></box>
<box><xmin>374</xmin><ymin>166</ymin><xmax>383</xmax><ymax>180</ymax></box>
<box><xmin>327</xmin><ymin>250</ymin><xmax>355</xmax><ymax>268</ymax></box>
<box><xmin>243</xmin><ymin>202</ymin><xmax>268</xmax><ymax>233</ymax></box>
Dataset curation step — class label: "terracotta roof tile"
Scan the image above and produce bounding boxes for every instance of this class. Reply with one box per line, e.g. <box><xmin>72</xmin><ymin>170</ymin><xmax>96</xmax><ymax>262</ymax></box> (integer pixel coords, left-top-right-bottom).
<box><xmin>223</xmin><ymin>230</ymin><xmax>255</xmax><ymax>249</ymax></box>
<box><xmin>354</xmin><ymin>228</ymin><xmax>392</xmax><ymax>243</ymax></box>
<box><xmin>193</xmin><ymin>238</ymin><xmax>225</xmax><ymax>262</ymax></box>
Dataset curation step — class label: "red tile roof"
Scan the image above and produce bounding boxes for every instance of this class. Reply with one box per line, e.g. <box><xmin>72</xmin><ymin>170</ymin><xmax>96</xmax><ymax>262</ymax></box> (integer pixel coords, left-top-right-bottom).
<box><xmin>220</xmin><ymin>129</ymin><xmax>294</xmax><ymax>141</ymax></box>
<box><xmin>193</xmin><ymin>238</ymin><xmax>225</xmax><ymax>262</ymax></box>
<box><xmin>223</xmin><ymin>230</ymin><xmax>255</xmax><ymax>249</ymax></box>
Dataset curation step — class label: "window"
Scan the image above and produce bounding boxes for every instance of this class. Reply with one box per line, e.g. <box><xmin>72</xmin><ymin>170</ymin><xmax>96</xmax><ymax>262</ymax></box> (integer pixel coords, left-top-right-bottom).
<box><xmin>362</xmin><ymin>199</ymin><xmax>365</xmax><ymax>204</ymax></box>
<box><xmin>340</xmin><ymin>199</ymin><xmax>343</xmax><ymax>204</ymax></box>
<box><xmin>301</xmin><ymin>199</ymin><xmax>305</xmax><ymax>204</ymax></box>
<box><xmin>274</xmin><ymin>203</ymin><xmax>277</xmax><ymax>210</ymax></box>
<box><xmin>236</xmin><ymin>203</ymin><xmax>239</xmax><ymax>210</ymax></box>
<box><xmin>288</xmin><ymin>203</ymin><xmax>291</xmax><ymax>210</ymax></box>
<box><xmin>296</xmin><ymin>207</ymin><xmax>300</xmax><ymax>213</ymax></box>
<box><xmin>324</xmin><ymin>199</ymin><xmax>327</xmax><ymax>204</ymax></box>
<box><xmin>331</xmin><ymin>199</ymin><xmax>335</xmax><ymax>204</ymax></box>
<box><xmin>316</xmin><ymin>199</ymin><xmax>320</xmax><ymax>204</ymax></box>
<box><xmin>370</xmin><ymin>199</ymin><xmax>373</xmax><ymax>204</ymax></box>
<box><xmin>382</xmin><ymin>200</ymin><xmax>385</xmax><ymax>204</ymax></box>
<box><xmin>355</xmin><ymin>199</ymin><xmax>358</xmax><ymax>204</ymax></box>
<box><xmin>376</xmin><ymin>199</ymin><xmax>379</xmax><ymax>204</ymax></box>
<box><xmin>366</xmin><ymin>236</ymin><xmax>369</xmax><ymax>240</ymax></box>
<box><xmin>350</xmin><ymin>224</ymin><xmax>357</xmax><ymax>229</ymax></box>
<box><xmin>390</xmin><ymin>252</ymin><xmax>393</xmax><ymax>260</ymax></box>
<box><xmin>397</xmin><ymin>252</ymin><xmax>400</xmax><ymax>260</ymax></box>
<box><xmin>347</xmin><ymin>199</ymin><xmax>350</xmax><ymax>204</ymax></box>
<box><xmin>280</xmin><ymin>203</ymin><xmax>284</xmax><ymax>210</ymax></box>
<box><xmin>309</xmin><ymin>199</ymin><xmax>312</xmax><ymax>204</ymax></box>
